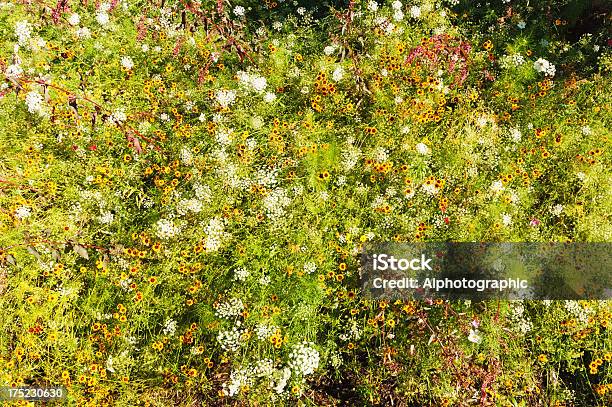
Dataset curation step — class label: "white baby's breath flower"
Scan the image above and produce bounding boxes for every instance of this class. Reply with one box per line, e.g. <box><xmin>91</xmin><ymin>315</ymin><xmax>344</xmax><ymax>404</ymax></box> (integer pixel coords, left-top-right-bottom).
<box><xmin>96</xmin><ymin>11</ymin><xmax>110</xmax><ymax>26</ymax></box>
<box><xmin>551</xmin><ymin>204</ymin><xmax>564</xmax><ymax>216</ymax></box>
<box><xmin>68</xmin><ymin>13</ymin><xmax>81</xmax><ymax>26</ymax></box>
<box><xmin>25</xmin><ymin>90</ymin><xmax>45</xmax><ymax>115</ymax></box>
<box><xmin>14</xmin><ymin>205</ymin><xmax>31</xmax><ymax>220</ymax></box>
<box><xmin>263</xmin><ymin>92</ymin><xmax>276</xmax><ymax>103</ymax></box>
<box><xmin>120</xmin><ymin>56</ymin><xmax>134</xmax><ymax>70</ymax></box>
<box><xmin>533</xmin><ymin>58</ymin><xmax>555</xmax><ymax>77</ymax></box>
<box><xmin>14</xmin><ymin>20</ymin><xmax>32</xmax><ymax>46</ymax></box>
<box><xmin>323</xmin><ymin>45</ymin><xmax>336</xmax><ymax>56</ymax></box>
<box><xmin>215</xmin><ymin>89</ymin><xmax>237</xmax><ymax>107</ymax></box>
<box><xmin>468</xmin><ymin>329</ymin><xmax>482</xmax><ymax>344</ymax></box>
<box><xmin>409</xmin><ymin>5</ymin><xmax>421</xmax><ymax>18</ymax></box>
<box><xmin>415</xmin><ymin>142</ymin><xmax>430</xmax><ymax>155</ymax></box>
<box><xmin>75</xmin><ymin>26</ymin><xmax>91</xmax><ymax>39</ymax></box>
<box><xmin>250</xmin><ymin>76</ymin><xmax>267</xmax><ymax>93</ymax></box>
<box><xmin>332</xmin><ymin>66</ymin><xmax>344</xmax><ymax>81</ymax></box>
<box><xmin>233</xmin><ymin>5</ymin><xmax>245</xmax><ymax>17</ymax></box>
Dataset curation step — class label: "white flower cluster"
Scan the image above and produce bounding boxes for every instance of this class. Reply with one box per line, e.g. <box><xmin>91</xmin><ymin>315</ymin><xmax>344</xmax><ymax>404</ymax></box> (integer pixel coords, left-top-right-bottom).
<box><xmin>217</xmin><ymin>326</ymin><xmax>246</xmax><ymax>352</ymax></box>
<box><xmin>14</xmin><ymin>205</ymin><xmax>31</xmax><ymax>220</ymax></box>
<box><xmin>237</xmin><ymin>71</ymin><xmax>268</xmax><ymax>93</ymax></box>
<box><xmin>25</xmin><ymin>91</ymin><xmax>46</xmax><ymax>116</ymax></box>
<box><xmin>121</xmin><ymin>56</ymin><xmax>134</xmax><ymax>70</ymax></box>
<box><xmin>215</xmin><ymin>297</ymin><xmax>245</xmax><ymax>319</ymax></box>
<box><xmin>162</xmin><ymin>318</ymin><xmax>177</xmax><ymax>336</ymax></box>
<box><xmin>203</xmin><ymin>217</ymin><xmax>228</xmax><ymax>252</ymax></box>
<box><xmin>415</xmin><ymin>142</ymin><xmax>430</xmax><ymax>155</ymax></box>
<box><xmin>176</xmin><ymin>198</ymin><xmax>203</xmax><ymax>215</ymax></box>
<box><xmin>374</xmin><ymin>16</ymin><xmax>396</xmax><ymax>36</ymax></box>
<box><xmin>155</xmin><ymin>218</ymin><xmax>180</xmax><ymax>239</ymax></box>
<box><xmin>223</xmin><ymin>352</ymin><xmax>319</xmax><ymax>398</ymax></box>
<box><xmin>215</xmin><ymin>89</ymin><xmax>237</xmax><ymax>107</ymax></box>
<box><xmin>533</xmin><ymin>58</ymin><xmax>556</xmax><ymax>77</ymax></box>
<box><xmin>5</xmin><ymin>63</ymin><xmax>23</xmax><ymax>80</ymax></box>
<box><xmin>262</xmin><ymin>188</ymin><xmax>291</xmax><ymax>221</ymax></box>
<box><xmin>500</xmin><ymin>54</ymin><xmax>525</xmax><ymax>69</ymax></box>
<box><xmin>221</xmin><ymin>359</ymin><xmax>288</xmax><ymax>397</ymax></box>
<box><xmin>373</xmin><ymin>147</ymin><xmax>389</xmax><ymax>162</ymax></box>
<box><xmin>97</xmin><ymin>11</ymin><xmax>110</xmax><ymax>26</ymax></box>
<box><xmin>509</xmin><ymin>127</ymin><xmax>522</xmax><ymax>142</ymax></box>
<box><xmin>215</xmin><ymin>128</ymin><xmax>233</xmax><ymax>146</ymax></box>
<box><xmin>68</xmin><ymin>13</ymin><xmax>80</xmax><ymax>26</ymax></box>
<box><xmin>564</xmin><ymin>300</ymin><xmax>594</xmax><ymax>325</ymax></box>
<box><xmin>15</xmin><ymin>20</ymin><xmax>32</xmax><ymax>46</ymax></box>
<box><xmin>75</xmin><ymin>26</ymin><xmax>92</xmax><ymax>39</ymax></box>
<box><xmin>422</xmin><ymin>182</ymin><xmax>439</xmax><ymax>196</ymax></box>
<box><xmin>99</xmin><ymin>210</ymin><xmax>114</xmax><ymax>224</ymax></box>
<box><xmin>193</xmin><ymin>183</ymin><xmax>212</xmax><ymax>202</ymax></box>
<box><xmin>233</xmin><ymin>5</ymin><xmax>245</xmax><ymax>17</ymax></box>
<box><xmin>263</xmin><ymin>92</ymin><xmax>276</xmax><ymax>103</ymax></box>
<box><xmin>332</xmin><ymin>66</ymin><xmax>344</xmax><ymax>82</ymax></box>
<box><xmin>409</xmin><ymin>5</ymin><xmax>421</xmax><ymax>19</ymax></box>
<box><xmin>323</xmin><ymin>45</ymin><xmax>337</xmax><ymax>56</ymax></box>
<box><xmin>490</xmin><ymin>180</ymin><xmax>505</xmax><ymax>194</ymax></box>
<box><xmin>509</xmin><ymin>301</ymin><xmax>532</xmax><ymax>334</ymax></box>
<box><xmin>180</xmin><ymin>147</ymin><xmax>193</xmax><ymax>165</ymax></box>
<box><xmin>551</xmin><ymin>204</ymin><xmax>564</xmax><ymax>216</ymax></box>
<box><xmin>303</xmin><ymin>261</ymin><xmax>317</xmax><ymax>274</ymax></box>
<box><xmin>233</xmin><ymin>267</ymin><xmax>250</xmax><ymax>282</ymax></box>
<box><xmin>254</xmin><ymin>167</ymin><xmax>278</xmax><ymax>188</ymax></box>
<box><xmin>287</xmin><ymin>341</ymin><xmax>320</xmax><ymax>376</ymax></box>
<box><xmin>221</xmin><ymin>365</ymin><xmax>253</xmax><ymax>396</ymax></box>
<box><xmin>341</xmin><ymin>146</ymin><xmax>361</xmax><ymax>171</ymax></box>
<box><xmin>255</xmin><ymin>323</ymin><xmax>277</xmax><ymax>341</ymax></box>
<box><xmin>109</xmin><ymin>108</ymin><xmax>127</xmax><ymax>125</ymax></box>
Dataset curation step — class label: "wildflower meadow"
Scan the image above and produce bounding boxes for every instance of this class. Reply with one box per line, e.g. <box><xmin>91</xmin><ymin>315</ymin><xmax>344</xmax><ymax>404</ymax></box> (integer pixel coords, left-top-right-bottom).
<box><xmin>0</xmin><ymin>0</ymin><xmax>611</xmax><ymax>405</ymax></box>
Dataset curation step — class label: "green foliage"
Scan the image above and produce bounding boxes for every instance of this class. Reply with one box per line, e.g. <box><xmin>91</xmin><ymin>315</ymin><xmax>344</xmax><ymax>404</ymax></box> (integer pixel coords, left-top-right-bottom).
<box><xmin>0</xmin><ymin>0</ymin><xmax>610</xmax><ymax>405</ymax></box>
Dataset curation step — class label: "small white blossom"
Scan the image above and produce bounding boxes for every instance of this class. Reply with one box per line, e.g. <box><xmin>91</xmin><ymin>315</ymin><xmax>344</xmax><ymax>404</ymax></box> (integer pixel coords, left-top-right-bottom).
<box><xmin>14</xmin><ymin>20</ymin><xmax>32</xmax><ymax>46</ymax></box>
<box><xmin>68</xmin><ymin>13</ymin><xmax>81</xmax><ymax>26</ymax></box>
<box><xmin>468</xmin><ymin>329</ymin><xmax>482</xmax><ymax>344</ymax></box>
<box><xmin>96</xmin><ymin>11</ymin><xmax>110</xmax><ymax>26</ymax></box>
<box><xmin>120</xmin><ymin>56</ymin><xmax>134</xmax><ymax>70</ymax></box>
<box><xmin>75</xmin><ymin>27</ymin><xmax>91</xmax><ymax>39</ymax></box>
<box><xmin>415</xmin><ymin>142</ymin><xmax>430</xmax><ymax>155</ymax></box>
<box><xmin>14</xmin><ymin>206</ymin><xmax>31</xmax><ymax>220</ymax></box>
<box><xmin>233</xmin><ymin>5</ymin><xmax>245</xmax><ymax>17</ymax></box>
<box><xmin>25</xmin><ymin>91</ymin><xmax>45</xmax><ymax>115</ymax></box>
<box><xmin>215</xmin><ymin>89</ymin><xmax>237</xmax><ymax>107</ymax></box>
<box><xmin>332</xmin><ymin>66</ymin><xmax>344</xmax><ymax>82</ymax></box>
<box><xmin>409</xmin><ymin>5</ymin><xmax>421</xmax><ymax>19</ymax></box>
<box><xmin>533</xmin><ymin>58</ymin><xmax>556</xmax><ymax>77</ymax></box>
<box><xmin>263</xmin><ymin>92</ymin><xmax>276</xmax><ymax>103</ymax></box>
<box><xmin>551</xmin><ymin>204</ymin><xmax>564</xmax><ymax>216</ymax></box>
<box><xmin>323</xmin><ymin>45</ymin><xmax>336</xmax><ymax>56</ymax></box>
